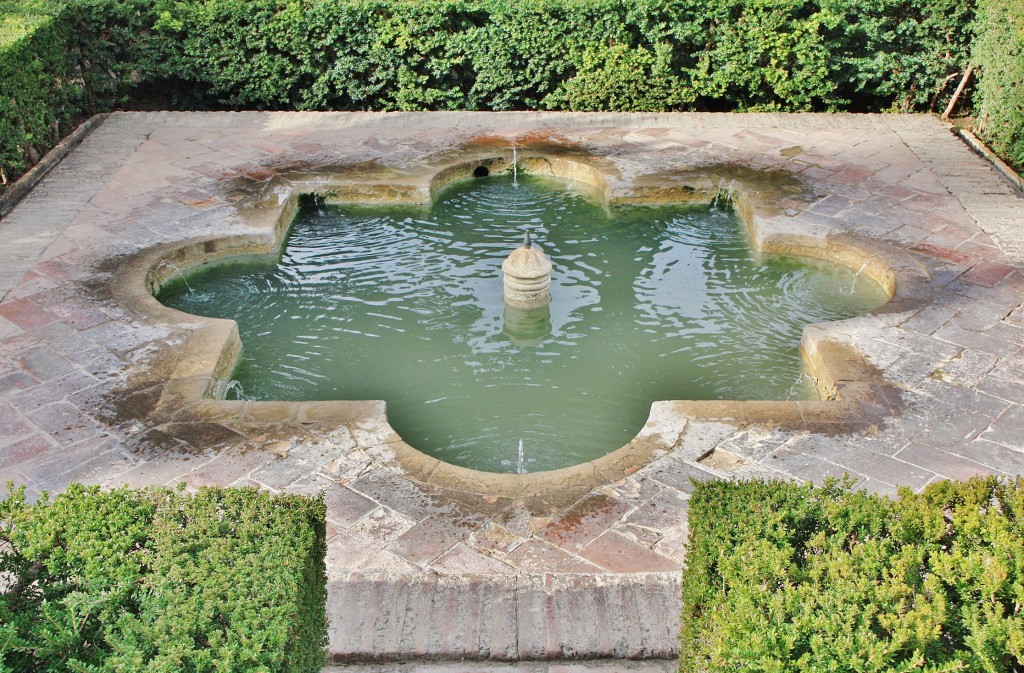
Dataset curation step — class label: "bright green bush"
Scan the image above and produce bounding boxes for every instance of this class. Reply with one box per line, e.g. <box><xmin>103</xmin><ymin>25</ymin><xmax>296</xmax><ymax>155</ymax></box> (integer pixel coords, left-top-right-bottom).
<box><xmin>973</xmin><ymin>0</ymin><xmax>1024</xmax><ymax>170</ymax></box>
<box><xmin>680</xmin><ymin>476</ymin><xmax>1024</xmax><ymax>672</ymax></box>
<box><xmin>0</xmin><ymin>483</ymin><xmax>328</xmax><ymax>673</ymax></box>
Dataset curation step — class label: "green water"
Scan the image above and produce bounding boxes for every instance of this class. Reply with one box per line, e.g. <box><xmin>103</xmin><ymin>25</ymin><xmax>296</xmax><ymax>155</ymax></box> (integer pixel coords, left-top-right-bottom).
<box><xmin>160</xmin><ymin>175</ymin><xmax>888</xmax><ymax>473</ymax></box>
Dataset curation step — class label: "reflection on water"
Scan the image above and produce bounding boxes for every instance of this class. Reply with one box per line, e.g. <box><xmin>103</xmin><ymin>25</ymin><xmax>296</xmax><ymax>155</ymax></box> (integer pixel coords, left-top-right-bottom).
<box><xmin>160</xmin><ymin>175</ymin><xmax>889</xmax><ymax>473</ymax></box>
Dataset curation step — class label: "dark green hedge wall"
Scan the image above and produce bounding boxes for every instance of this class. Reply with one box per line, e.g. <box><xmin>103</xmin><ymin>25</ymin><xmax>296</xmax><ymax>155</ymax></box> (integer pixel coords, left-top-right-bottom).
<box><xmin>972</xmin><ymin>0</ymin><xmax>1024</xmax><ymax>170</ymax></box>
<box><xmin>0</xmin><ymin>0</ymin><xmax>158</xmax><ymax>185</ymax></box>
<box><xmin>148</xmin><ymin>0</ymin><xmax>973</xmax><ymax>114</ymax></box>
<box><xmin>0</xmin><ymin>483</ymin><xmax>328</xmax><ymax>673</ymax></box>
<box><xmin>680</xmin><ymin>477</ymin><xmax>1024</xmax><ymax>672</ymax></box>
<box><xmin>2</xmin><ymin>0</ymin><xmax>1021</xmax><ymax>188</ymax></box>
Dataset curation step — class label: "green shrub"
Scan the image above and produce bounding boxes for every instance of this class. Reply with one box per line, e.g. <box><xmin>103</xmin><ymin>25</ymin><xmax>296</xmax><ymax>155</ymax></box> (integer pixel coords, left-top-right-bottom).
<box><xmin>0</xmin><ymin>0</ymin><xmax>160</xmax><ymax>186</ymax></box>
<box><xmin>680</xmin><ymin>476</ymin><xmax>1024</xmax><ymax>672</ymax></box>
<box><xmin>5</xmin><ymin>0</ymin><xmax>1021</xmax><ymax>187</ymax></box>
<box><xmin>973</xmin><ymin>0</ymin><xmax>1024</xmax><ymax>170</ymax></box>
<box><xmin>144</xmin><ymin>0</ymin><xmax>974</xmax><ymax>114</ymax></box>
<box><xmin>0</xmin><ymin>483</ymin><xmax>328</xmax><ymax>673</ymax></box>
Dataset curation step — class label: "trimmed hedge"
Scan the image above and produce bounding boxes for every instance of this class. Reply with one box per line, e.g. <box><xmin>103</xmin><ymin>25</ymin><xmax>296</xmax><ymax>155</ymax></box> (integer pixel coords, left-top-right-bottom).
<box><xmin>0</xmin><ymin>0</ymin><xmax>158</xmax><ymax>185</ymax></box>
<box><xmin>0</xmin><ymin>483</ymin><xmax>328</xmax><ymax>673</ymax></box>
<box><xmin>680</xmin><ymin>476</ymin><xmax>1024</xmax><ymax>672</ymax></box>
<box><xmin>1</xmin><ymin>0</ymin><xmax>1022</xmax><ymax>187</ymax></box>
<box><xmin>147</xmin><ymin>0</ymin><xmax>973</xmax><ymax>114</ymax></box>
<box><xmin>973</xmin><ymin>0</ymin><xmax>1024</xmax><ymax>171</ymax></box>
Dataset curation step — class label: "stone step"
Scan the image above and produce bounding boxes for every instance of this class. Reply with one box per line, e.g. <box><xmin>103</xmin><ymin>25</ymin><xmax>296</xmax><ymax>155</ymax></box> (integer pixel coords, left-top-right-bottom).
<box><xmin>323</xmin><ymin>659</ymin><xmax>677</xmax><ymax>673</ymax></box>
<box><xmin>328</xmin><ymin>573</ymin><xmax>682</xmax><ymax>662</ymax></box>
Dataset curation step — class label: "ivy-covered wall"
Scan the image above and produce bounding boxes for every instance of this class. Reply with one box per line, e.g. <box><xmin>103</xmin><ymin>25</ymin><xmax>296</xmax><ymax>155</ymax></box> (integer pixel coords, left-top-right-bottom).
<box><xmin>1</xmin><ymin>0</ymin><xmax>1021</xmax><ymax>189</ymax></box>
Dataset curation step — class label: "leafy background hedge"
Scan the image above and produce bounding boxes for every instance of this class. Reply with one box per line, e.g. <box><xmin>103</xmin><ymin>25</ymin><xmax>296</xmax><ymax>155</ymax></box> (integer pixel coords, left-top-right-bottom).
<box><xmin>973</xmin><ymin>0</ymin><xmax>1024</xmax><ymax>169</ymax></box>
<box><xmin>0</xmin><ymin>483</ymin><xmax>328</xmax><ymax>673</ymax></box>
<box><xmin>0</xmin><ymin>0</ymin><xmax>1021</xmax><ymax>189</ymax></box>
<box><xmin>681</xmin><ymin>477</ymin><xmax>1024</xmax><ymax>672</ymax></box>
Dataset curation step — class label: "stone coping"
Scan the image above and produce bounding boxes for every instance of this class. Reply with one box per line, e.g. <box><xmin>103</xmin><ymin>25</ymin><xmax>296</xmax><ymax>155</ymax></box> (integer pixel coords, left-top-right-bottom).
<box><xmin>110</xmin><ymin>146</ymin><xmax>929</xmax><ymax>500</ymax></box>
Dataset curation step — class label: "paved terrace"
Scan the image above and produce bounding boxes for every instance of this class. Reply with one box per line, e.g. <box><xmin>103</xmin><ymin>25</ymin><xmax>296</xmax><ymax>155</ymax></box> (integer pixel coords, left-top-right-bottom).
<box><xmin>0</xmin><ymin>112</ymin><xmax>1022</xmax><ymax>665</ymax></box>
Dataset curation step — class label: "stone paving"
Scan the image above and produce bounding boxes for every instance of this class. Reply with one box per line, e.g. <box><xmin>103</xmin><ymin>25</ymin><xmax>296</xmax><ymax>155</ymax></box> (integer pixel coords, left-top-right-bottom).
<box><xmin>0</xmin><ymin>112</ymin><xmax>1023</xmax><ymax>663</ymax></box>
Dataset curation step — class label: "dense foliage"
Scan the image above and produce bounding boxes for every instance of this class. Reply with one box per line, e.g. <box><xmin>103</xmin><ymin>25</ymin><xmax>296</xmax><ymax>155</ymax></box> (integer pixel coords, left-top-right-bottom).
<box><xmin>972</xmin><ymin>0</ymin><xmax>1024</xmax><ymax>169</ymax></box>
<box><xmin>0</xmin><ymin>0</ymin><xmax>1020</xmax><ymax>186</ymax></box>
<box><xmin>680</xmin><ymin>477</ymin><xmax>1024</xmax><ymax>672</ymax></box>
<box><xmin>0</xmin><ymin>483</ymin><xmax>328</xmax><ymax>673</ymax></box>
<box><xmin>0</xmin><ymin>0</ymin><xmax>157</xmax><ymax>184</ymax></box>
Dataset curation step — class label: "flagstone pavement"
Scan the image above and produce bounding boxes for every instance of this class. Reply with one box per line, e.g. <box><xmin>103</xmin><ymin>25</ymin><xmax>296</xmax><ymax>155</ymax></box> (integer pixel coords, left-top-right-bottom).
<box><xmin>0</xmin><ymin>112</ymin><xmax>1022</xmax><ymax>664</ymax></box>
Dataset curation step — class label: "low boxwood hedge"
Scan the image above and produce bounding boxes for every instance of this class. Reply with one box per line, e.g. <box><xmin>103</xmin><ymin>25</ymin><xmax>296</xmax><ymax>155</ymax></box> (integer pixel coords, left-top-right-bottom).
<box><xmin>680</xmin><ymin>476</ymin><xmax>1024</xmax><ymax>672</ymax></box>
<box><xmin>0</xmin><ymin>483</ymin><xmax>328</xmax><ymax>673</ymax></box>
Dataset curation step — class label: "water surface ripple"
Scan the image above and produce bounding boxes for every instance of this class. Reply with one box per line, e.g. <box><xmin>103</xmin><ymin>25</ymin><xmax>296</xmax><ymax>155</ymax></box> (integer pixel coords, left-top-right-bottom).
<box><xmin>161</xmin><ymin>175</ymin><xmax>887</xmax><ymax>472</ymax></box>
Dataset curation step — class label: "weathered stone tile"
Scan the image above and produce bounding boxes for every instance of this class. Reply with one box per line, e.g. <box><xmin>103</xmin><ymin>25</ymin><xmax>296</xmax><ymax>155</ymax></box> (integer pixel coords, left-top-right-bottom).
<box><xmin>540</xmin><ymin>494</ymin><xmax>634</xmax><ymax>553</ymax></box>
<box><xmin>389</xmin><ymin>512</ymin><xmax>486</xmax><ymax>566</ymax></box>
<box><xmin>962</xmin><ymin>260</ymin><xmax>1016</xmax><ymax>287</ymax></box>
<box><xmin>637</xmin><ymin>458</ymin><xmax>720</xmax><ymax>494</ymax></box>
<box><xmin>466</xmin><ymin>521</ymin><xmax>524</xmax><ymax>556</ymax></box>
<box><xmin>0</xmin><ymin>434</ymin><xmax>56</xmax><ymax>470</ymax></box>
<box><xmin>624</xmin><ymin>490</ymin><xmax>689</xmax><ymax>532</ymax></box>
<box><xmin>933</xmin><ymin>323</ymin><xmax>1020</xmax><ymax>358</ymax></box>
<box><xmin>936</xmin><ymin>349</ymin><xmax>999</xmax><ymax>388</ymax></box>
<box><xmin>962</xmin><ymin>438</ymin><xmax>1024</xmax><ymax>472</ymax></box>
<box><xmin>505</xmin><ymin>539</ymin><xmax>601</xmax><ymax>574</ymax></box>
<box><xmin>25</xmin><ymin>401</ymin><xmax>103</xmax><ymax>445</ymax></box>
<box><xmin>0</xmin><ymin>298</ymin><xmax>57</xmax><ymax>330</ymax></box>
<box><xmin>250</xmin><ymin>454</ymin><xmax>322</xmax><ymax>490</ymax></box>
<box><xmin>895</xmin><ymin>441</ymin><xmax>1001</xmax><ymax>479</ymax></box>
<box><xmin>766</xmin><ymin>446</ymin><xmax>865</xmax><ymax>485</ymax></box>
<box><xmin>351</xmin><ymin>506</ymin><xmax>417</xmax><ymax>544</ymax></box>
<box><xmin>578</xmin><ymin>531</ymin><xmax>679</xmax><ymax>573</ymax></box>
<box><xmin>180</xmin><ymin>445</ymin><xmax>275</xmax><ymax>487</ymax></box>
<box><xmin>349</xmin><ymin>469</ymin><xmax>463</xmax><ymax>521</ymax></box>
<box><xmin>978</xmin><ymin>374</ymin><xmax>1024</xmax><ymax>404</ymax></box>
<box><xmin>112</xmin><ymin>455</ymin><xmax>198</xmax><ymax>488</ymax></box>
<box><xmin>12</xmin><ymin>370</ymin><xmax>104</xmax><ymax>412</ymax></box>
<box><xmin>286</xmin><ymin>475</ymin><xmax>378</xmax><ymax>527</ymax></box>
<box><xmin>0</xmin><ymin>401</ymin><xmax>36</xmax><ymax>446</ymax></box>
<box><xmin>432</xmin><ymin>542</ymin><xmax>516</xmax><ymax>576</ymax></box>
<box><xmin>18</xmin><ymin>347</ymin><xmax>78</xmax><ymax>382</ymax></box>
<box><xmin>980</xmin><ymin>405</ymin><xmax>1024</xmax><ymax>450</ymax></box>
<box><xmin>900</xmin><ymin>304</ymin><xmax>957</xmax><ymax>335</ymax></box>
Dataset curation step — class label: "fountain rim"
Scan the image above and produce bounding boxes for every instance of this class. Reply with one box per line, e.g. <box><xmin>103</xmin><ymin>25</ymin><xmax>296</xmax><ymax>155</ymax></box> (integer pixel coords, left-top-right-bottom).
<box><xmin>110</xmin><ymin>153</ymin><xmax>933</xmax><ymax>498</ymax></box>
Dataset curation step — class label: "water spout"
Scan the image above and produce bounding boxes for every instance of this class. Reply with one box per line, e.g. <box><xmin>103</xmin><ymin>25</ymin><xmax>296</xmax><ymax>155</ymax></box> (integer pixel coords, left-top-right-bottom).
<box><xmin>711</xmin><ymin>179</ymin><xmax>725</xmax><ymax>208</ymax></box>
<box><xmin>517</xmin><ymin>438</ymin><xmax>526</xmax><ymax>475</ymax></box>
<box><xmin>786</xmin><ymin>372</ymin><xmax>818</xmax><ymax>400</ymax></box>
<box><xmin>213</xmin><ymin>378</ymin><xmax>246</xmax><ymax>400</ymax></box>
<box><xmin>850</xmin><ymin>254</ymin><xmax>880</xmax><ymax>293</ymax></box>
<box><xmin>158</xmin><ymin>260</ymin><xmax>193</xmax><ymax>295</ymax></box>
<box><xmin>224</xmin><ymin>379</ymin><xmax>245</xmax><ymax>400</ymax></box>
<box><xmin>512</xmin><ymin>145</ymin><xmax>519</xmax><ymax>186</ymax></box>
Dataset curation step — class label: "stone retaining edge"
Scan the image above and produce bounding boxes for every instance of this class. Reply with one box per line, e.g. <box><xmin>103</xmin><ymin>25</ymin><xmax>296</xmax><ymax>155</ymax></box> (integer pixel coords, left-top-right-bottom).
<box><xmin>109</xmin><ymin>153</ymin><xmax>930</xmax><ymax>502</ymax></box>
<box><xmin>0</xmin><ymin>113</ymin><xmax>111</xmax><ymax>220</ymax></box>
<box><xmin>956</xmin><ymin>128</ymin><xmax>1024</xmax><ymax>193</ymax></box>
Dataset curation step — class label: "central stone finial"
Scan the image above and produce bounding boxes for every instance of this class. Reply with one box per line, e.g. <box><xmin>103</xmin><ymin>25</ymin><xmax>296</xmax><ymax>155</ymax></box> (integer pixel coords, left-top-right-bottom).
<box><xmin>502</xmin><ymin>230</ymin><xmax>552</xmax><ymax>308</ymax></box>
